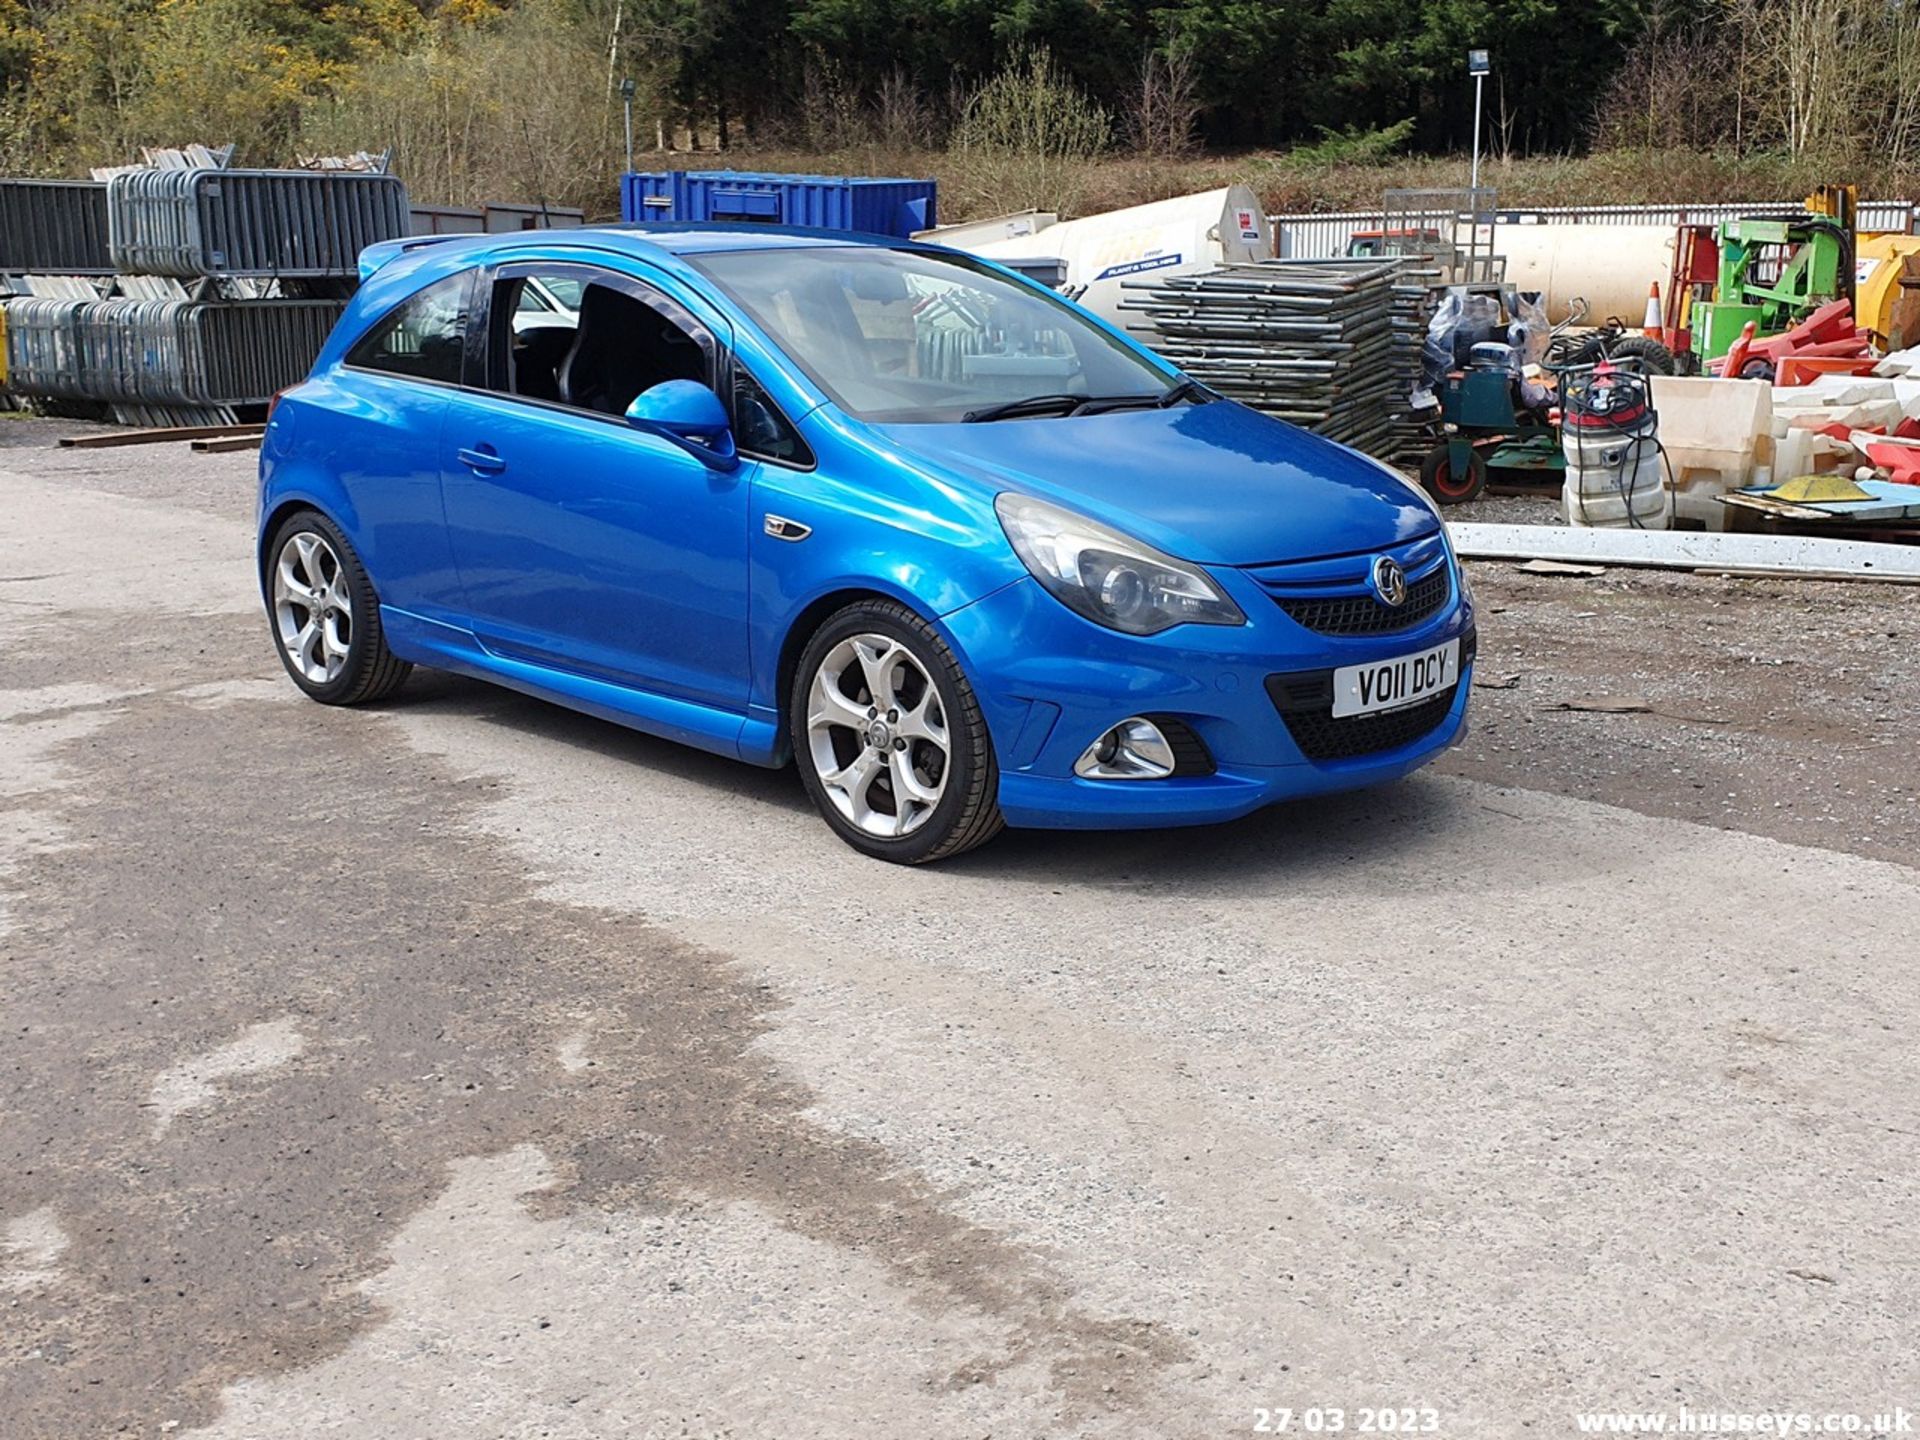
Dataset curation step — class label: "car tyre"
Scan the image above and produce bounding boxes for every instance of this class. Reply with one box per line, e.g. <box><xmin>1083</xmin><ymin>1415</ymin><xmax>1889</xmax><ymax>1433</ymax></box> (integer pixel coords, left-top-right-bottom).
<box><xmin>791</xmin><ymin>599</ymin><xmax>1003</xmax><ymax>864</ymax></box>
<box><xmin>265</xmin><ymin>508</ymin><xmax>411</xmax><ymax>706</ymax></box>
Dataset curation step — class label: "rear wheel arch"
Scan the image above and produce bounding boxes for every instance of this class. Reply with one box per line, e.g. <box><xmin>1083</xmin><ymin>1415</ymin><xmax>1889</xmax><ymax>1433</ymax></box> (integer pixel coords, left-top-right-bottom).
<box><xmin>259</xmin><ymin>498</ymin><xmax>324</xmax><ymax>591</ymax></box>
<box><xmin>258</xmin><ymin>493</ymin><xmax>362</xmax><ymax>592</ymax></box>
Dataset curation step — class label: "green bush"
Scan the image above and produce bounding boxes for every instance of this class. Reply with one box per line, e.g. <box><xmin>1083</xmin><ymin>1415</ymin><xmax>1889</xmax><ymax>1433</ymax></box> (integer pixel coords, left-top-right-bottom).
<box><xmin>1284</xmin><ymin>118</ymin><xmax>1416</xmax><ymax>169</ymax></box>
<box><xmin>950</xmin><ymin>47</ymin><xmax>1109</xmax><ymax>214</ymax></box>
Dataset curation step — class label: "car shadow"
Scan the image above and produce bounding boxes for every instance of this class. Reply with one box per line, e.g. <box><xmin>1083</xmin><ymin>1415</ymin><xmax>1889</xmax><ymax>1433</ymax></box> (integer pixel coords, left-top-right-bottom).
<box><xmin>390</xmin><ymin>669</ymin><xmax>1483</xmax><ymax>888</ymax></box>
<box><xmin>394</xmin><ymin>668</ymin><xmax>817</xmax><ymax>816</ymax></box>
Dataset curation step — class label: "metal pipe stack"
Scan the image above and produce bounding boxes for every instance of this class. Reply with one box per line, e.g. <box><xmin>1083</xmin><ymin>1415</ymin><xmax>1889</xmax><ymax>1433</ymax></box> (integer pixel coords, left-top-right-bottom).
<box><xmin>1121</xmin><ymin>259</ymin><xmax>1435</xmax><ymax>465</ymax></box>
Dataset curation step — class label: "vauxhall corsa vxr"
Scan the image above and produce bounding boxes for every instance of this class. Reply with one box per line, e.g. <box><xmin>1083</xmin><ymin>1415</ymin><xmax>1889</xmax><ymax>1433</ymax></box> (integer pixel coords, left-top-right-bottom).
<box><xmin>257</xmin><ymin>225</ymin><xmax>1475</xmax><ymax>863</ymax></box>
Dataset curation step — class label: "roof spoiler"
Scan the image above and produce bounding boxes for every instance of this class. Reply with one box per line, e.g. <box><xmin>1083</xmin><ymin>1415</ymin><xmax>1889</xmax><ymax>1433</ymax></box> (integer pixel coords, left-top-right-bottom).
<box><xmin>358</xmin><ymin>233</ymin><xmax>468</xmax><ymax>283</ymax></box>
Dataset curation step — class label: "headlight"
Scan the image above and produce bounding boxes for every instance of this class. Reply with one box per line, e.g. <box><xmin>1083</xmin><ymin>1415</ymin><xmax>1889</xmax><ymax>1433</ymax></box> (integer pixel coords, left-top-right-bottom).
<box><xmin>995</xmin><ymin>493</ymin><xmax>1245</xmax><ymax>636</ymax></box>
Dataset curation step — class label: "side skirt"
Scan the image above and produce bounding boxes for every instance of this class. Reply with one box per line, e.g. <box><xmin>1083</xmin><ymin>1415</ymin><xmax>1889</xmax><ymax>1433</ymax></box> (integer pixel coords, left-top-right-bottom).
<box><xmin>379</xmin><ymin>606</ymin><xmax>785</xmax><ymax>768</ymax></box>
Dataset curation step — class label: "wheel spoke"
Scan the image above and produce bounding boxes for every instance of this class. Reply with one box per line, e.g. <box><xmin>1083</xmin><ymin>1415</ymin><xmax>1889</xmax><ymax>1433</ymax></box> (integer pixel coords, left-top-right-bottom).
<box><xmin>294</xmin><ymin>619</ymin><xmax>323</xmax><ymax>678</ymax></box>
<box><xmin>277</xmin><ymin>559</ymin><xmax>319</xmax><ymax>608</ymax></box>
<box><xmin>896</xmin><ymin>691</ymin><xmax>947</xmax><ymax>746</ymax></box>
<box><xmin>293</xmin><ymin>534</ymin><xmax>323</xmax><ymax>588</ymax></box>
<box><xmin>854</xmin><ymin>637</ymin><xmax>900</xmax><ymax>709</ymax></box>
<box><xmin>889</xmin><ymin>748</ymin><xmax>941</xmax><ymax>808</ymax></box>
<box><xmin>808</xmin><ymin>678</ymin><xmax>870</xmax><ymax>733</ymax></box>
<box><xmin>823</xmin><ymin>748</ymin><xmax>885</xmax><ymax>815</ymax></box>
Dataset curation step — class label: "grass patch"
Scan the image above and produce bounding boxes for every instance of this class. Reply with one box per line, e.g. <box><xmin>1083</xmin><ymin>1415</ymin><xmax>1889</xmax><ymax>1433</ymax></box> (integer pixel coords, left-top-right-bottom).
<box><xmin>609</xmin><ymin>145</ymin><xmax>1916</xmax><ymax>225</ymax></box>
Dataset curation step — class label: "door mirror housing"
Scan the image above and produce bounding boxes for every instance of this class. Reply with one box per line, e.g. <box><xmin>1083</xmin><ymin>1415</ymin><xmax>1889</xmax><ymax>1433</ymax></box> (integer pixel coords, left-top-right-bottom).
<box><xmin>624</xmin><ymin>379</ymin><xmax>739</xmax><ymax>471</ymax></box>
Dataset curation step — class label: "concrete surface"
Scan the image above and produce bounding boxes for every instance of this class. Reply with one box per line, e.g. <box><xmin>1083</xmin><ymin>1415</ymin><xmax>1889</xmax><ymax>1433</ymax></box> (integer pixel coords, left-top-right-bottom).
<box><xmin>2</xmin><ymin>421</ymin><xmax>1916</xmax><ymax>1438</ymax></box>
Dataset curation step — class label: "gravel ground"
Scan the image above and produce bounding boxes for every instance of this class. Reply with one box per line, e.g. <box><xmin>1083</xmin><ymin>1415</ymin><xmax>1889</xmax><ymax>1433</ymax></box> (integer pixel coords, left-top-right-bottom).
<box><xmin>3</xmin><ymin>417</ymin><xmax>1916</xmax><ymax>1439</ymax></box>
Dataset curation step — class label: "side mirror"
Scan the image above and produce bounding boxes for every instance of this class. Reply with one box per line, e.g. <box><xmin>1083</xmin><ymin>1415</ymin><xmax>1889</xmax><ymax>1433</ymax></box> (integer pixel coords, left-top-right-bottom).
<box><xmin>624</xmin><ymin>379</ymin><xmax>739</xmax><ymax>472</ymax></box>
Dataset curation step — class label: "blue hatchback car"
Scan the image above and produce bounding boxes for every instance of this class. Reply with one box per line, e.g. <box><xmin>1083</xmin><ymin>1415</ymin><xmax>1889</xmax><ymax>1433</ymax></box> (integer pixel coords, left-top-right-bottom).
<box><xmin>258</xmin><ymin>224</ymin><xmax>1474</xmax><ymax>862</ymax></box>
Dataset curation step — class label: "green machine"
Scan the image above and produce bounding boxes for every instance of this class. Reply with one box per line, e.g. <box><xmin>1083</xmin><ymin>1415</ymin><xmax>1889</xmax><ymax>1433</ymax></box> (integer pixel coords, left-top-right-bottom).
<box><xmin>1418</xmin><ymin>347</ymin><xmax>1562</xmax><ymax>505</ymax></box>
<box><xmin>1690</xmin><ymin>214</ymin><xmax>1853</xmax><ymax>366</ymax></box>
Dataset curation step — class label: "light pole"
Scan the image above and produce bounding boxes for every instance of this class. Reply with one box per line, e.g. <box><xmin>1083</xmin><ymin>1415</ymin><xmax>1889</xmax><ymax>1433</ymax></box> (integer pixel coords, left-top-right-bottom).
<box><xmin>1467</xmin><ymin>48</ymin><xmax>1490</xmax><ymax>197</ymax></box>
<box><xmin>620</xmin><ymin>77</ymin><xmax>636</xmax><ymax>175</ymax></box>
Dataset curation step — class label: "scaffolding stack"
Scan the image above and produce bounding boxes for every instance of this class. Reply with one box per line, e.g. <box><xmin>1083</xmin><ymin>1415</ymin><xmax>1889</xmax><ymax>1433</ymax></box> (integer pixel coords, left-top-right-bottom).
<box><xmin>1122</xmin><ymin>258</ymin><xmax>1435</xmax><ymax>465</ymax></box>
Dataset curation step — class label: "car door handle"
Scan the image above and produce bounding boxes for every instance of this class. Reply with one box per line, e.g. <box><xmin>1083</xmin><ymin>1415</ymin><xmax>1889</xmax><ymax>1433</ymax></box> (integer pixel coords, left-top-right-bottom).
<box><xmin>457</xmin><ymin>445</ymin><xmax>506</xmax><ymax>475</ymax></box>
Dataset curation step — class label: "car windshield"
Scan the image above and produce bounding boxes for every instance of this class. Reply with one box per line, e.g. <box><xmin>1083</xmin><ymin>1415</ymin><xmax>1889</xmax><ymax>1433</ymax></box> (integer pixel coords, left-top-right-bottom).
<box><xmin>690</xmin><ymin>245</ymin><xmax>1175</xmax><ymax>423</ymax></box>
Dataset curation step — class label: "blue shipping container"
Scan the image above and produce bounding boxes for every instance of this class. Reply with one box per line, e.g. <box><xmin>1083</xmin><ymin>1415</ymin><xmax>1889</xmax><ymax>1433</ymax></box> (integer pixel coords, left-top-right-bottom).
<box><xmin>620</xmin><ymin>170</ymin><xmax>936</xmax><ymax>239</ymax></box>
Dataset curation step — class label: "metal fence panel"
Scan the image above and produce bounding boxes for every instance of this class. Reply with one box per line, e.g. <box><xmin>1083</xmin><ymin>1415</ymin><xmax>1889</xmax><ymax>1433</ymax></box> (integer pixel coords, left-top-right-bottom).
<box><xmin>108</xmin><ymin>169</ymin><xmax>410</xmax><ymax>277</ymax></box>
<box><xmin>0</xmin><ymin>180</ymin><xmax>113</xmax><ymax>274</ymax></box>
<box><xmin>3</xmin><ymin>296</ymin><xmax>343</xmax><ymax>405</ymax></box>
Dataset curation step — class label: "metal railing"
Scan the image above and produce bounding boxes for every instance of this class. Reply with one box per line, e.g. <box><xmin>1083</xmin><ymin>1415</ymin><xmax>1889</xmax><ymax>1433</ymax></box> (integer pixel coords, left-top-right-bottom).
<box><xmin>0</xmin><ymin>180</ymin><xmax>113</xmax><ymax>274</ymax></box>
<box><xmin>1271</xmin><ymin>200</ymin><xmax>1920</xmax><ymax>260</ymax></box>
<box><xmin>4</xmin><ymin>296</ymin><xmax>344</xmax><ymax>406</ymax></box>
<box><xmin>108</xmin><ymin>169</ymin><xmax>410</xmax><ymax>277</ymax></box>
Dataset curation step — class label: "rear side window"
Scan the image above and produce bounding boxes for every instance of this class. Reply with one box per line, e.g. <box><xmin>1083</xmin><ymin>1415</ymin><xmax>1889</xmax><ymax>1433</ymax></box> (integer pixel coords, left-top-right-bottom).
<box><xmin>346</xmin><ymin>272</ymin><xmax>471</xmax><ymax>385</ymax></box>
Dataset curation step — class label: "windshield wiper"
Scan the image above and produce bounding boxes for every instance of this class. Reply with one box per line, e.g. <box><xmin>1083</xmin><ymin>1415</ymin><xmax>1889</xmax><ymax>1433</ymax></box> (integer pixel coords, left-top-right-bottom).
<box><xmin>962</xmin><ymin>393</ymin><xmax>1101</xmax><ymax>423</ymax></box>
<box><xmin>1156</xmin><ymin>378</ymin><xmax>1212</xmax><ymax>408</ymax></box>
<box><xmin>962</xmin><ymin>381</ymin><xmax>1214</xmax><ymax>423</ymax></box>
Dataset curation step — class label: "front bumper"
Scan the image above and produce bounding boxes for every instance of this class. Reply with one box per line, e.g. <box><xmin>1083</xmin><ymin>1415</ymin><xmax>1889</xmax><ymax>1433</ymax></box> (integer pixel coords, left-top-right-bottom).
<box><xmin>941</xmin><ymin>553</ymin><xmax>1476</xmax><ymax>831</ymax></box>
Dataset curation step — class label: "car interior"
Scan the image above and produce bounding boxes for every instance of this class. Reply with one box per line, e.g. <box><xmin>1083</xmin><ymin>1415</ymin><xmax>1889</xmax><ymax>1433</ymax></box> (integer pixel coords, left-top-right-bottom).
<box><xmin>501</xmin><ymin>277</ymin><xmax>707</xmax><ymax>416</ymax></box>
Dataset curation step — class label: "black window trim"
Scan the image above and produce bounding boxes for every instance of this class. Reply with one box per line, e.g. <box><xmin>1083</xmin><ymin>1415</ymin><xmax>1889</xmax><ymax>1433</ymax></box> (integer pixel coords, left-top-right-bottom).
<box><xmin>722</xmin><ymin>352</ymin><xmax>817</xmax><ymax>472</ymax></box>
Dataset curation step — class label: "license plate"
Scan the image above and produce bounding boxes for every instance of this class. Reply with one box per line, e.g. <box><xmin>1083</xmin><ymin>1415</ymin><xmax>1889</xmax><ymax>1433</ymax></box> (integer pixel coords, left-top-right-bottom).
<box><xmin>1331</xmin><ymin>639</ymin><xmax>1460</xmax><ymax>718</ymax></box>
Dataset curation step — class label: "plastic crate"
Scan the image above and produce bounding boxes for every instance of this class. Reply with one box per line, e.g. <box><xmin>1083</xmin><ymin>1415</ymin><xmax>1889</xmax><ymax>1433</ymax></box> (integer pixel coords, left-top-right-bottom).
<box><xmin>621</xmin><ymin>170</ymin><xmax>935</xmax><ymax>239</ymax></box>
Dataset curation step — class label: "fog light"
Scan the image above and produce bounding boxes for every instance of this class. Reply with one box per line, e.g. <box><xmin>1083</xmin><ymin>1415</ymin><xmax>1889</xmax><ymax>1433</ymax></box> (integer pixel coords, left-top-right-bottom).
<box><xmin>1074</xmin><ymin>718</ymin><xmax>1176</xmax><ymax>779</ymax></box>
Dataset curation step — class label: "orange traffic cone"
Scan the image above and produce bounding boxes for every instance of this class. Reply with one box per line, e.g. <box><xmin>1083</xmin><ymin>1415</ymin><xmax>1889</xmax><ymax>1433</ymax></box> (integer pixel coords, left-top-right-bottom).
<box><xmin>1642</xmin><ymin>282</ymin><xmax>1661</xmax><ymax>339</ymax></box>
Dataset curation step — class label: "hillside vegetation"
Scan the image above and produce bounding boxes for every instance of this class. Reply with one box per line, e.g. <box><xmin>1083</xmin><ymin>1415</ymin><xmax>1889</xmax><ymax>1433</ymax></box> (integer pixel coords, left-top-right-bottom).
<box><xmin>1</xmin><ymin>0</ymin><xmax>1915</xmax><ymax>219</ymax></box>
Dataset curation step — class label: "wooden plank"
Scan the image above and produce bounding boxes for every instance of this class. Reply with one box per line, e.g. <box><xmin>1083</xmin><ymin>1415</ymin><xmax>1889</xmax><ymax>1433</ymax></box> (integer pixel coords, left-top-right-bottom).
<box><xmin>59</xmin><ymin>423</ymin><xmax>259</xmax><ymax>450</ymax></box>
<box><xmin>1716</xmin><ymin>494</ymin><xmax>1834</xmax><ymax>520</ymax></box>
<box><xmin>189</xmin><ymin>433</ymin><xmax>265</xmax><ymax>454</ymax></box>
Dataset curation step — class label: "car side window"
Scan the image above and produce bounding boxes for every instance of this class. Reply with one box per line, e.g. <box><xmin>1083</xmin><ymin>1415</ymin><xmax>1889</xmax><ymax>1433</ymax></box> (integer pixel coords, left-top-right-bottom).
<box><xmin>731</xmin><ymin>367</ymin><xmax>810</xmax><ymax>467</ymax></box>
<box><xmin>346</xmin><ymin>272</ymin><xmax>470</xmax><ymax>385</ymax></box>
<box><xmin>490</xmin><ymin>268</ymin><xmax>710</xmax><ymax>419</ymax></box>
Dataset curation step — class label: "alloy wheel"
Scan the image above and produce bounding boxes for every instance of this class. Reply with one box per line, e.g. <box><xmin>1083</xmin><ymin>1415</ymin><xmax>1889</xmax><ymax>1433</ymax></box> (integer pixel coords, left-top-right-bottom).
<box><xmin>805</xmin><ymin>632</ymin><xmax>950</xmax><ymax>838</ymax></box>
<box><xmin>272</xmin><ymin>531</ymin><xmax>352</xmax><ymax>685</ymax></box>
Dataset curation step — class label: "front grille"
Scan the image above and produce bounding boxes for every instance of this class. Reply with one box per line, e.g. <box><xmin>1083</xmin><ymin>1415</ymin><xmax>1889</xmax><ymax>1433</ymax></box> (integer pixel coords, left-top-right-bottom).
<box><xmin>1270</xmin><ymin>565</ymin><xmax>1450</xmax><ymax>636</ymax></box>
<box><xmin>1274</xmin><ymin>688</ymin><xmax>1457</xmax><ymax>762</ymax></box>
<box><xmin>1143</xmin><ymin>715</ymin><xmax>1215</xmax><ymax>776</ymax></box>
<box><xmin>1264</xmin><ymin>628</ymin><xmax>1471</xmax><ymax>763</ymax></box>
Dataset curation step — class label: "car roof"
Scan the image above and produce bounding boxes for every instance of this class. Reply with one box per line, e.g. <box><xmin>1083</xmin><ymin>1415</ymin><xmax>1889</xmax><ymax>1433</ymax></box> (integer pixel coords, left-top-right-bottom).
<box><xmin>497</xmin><ymin>222</ymin><xmax>916</xmax><ymax>257</ymax></box>
<box><xmin>357</xmin><ymin>221</ymin><xmax>939</xmax><ymax>288</ymax></box>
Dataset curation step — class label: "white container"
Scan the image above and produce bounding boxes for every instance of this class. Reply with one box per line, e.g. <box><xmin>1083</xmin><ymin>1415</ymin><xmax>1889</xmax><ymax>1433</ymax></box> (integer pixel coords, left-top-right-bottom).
<box><xmin>961</xmin><ymin>185</ymin><xmax>1273</xmax><ymax>333</ymax></box>
<box><xmin>1563</xmin><ymin>418</ymin><xmax>1671</xmax><ymax>528</ymax></box>
<box><xmin>914</xmin><ymin>209</ymin><xmax>1057</xmax><ymax>249</ymax></box>
<box><xmin>1496</xmin><ymin>224</ymin><xmax>1676</xmax><ymax>322</ymax></box>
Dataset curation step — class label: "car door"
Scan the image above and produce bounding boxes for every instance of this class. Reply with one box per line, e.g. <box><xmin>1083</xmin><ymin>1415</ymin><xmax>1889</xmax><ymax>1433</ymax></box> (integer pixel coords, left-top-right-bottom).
<box><xmin>437</xmin><ymin>260</ymin><xmax>752</xmax><ymax>711</ymax></box>
<box><xmin>318</xmin><ymin>268</ymin><xmax>475</xmax><ymax>624</ymax></box>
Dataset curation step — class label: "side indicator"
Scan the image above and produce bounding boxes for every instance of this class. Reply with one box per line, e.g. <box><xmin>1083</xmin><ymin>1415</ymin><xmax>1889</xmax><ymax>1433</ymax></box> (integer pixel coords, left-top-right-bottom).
<box><xmin>764</xmin><ymin>514</ymin><xmax>812</xmax><ymax>542</ymax></box>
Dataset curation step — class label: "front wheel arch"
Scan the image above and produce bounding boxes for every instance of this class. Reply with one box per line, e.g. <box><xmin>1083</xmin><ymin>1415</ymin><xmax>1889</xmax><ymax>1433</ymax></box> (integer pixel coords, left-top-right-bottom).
<box><xmin>771</xmin><ymin>586</ymin><xmax>916</xmax><ymax>764</ymax></box>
